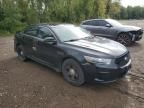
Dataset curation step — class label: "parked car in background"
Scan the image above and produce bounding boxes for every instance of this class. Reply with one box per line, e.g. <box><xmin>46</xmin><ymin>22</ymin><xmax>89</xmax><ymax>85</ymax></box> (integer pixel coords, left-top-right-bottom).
<box><xmin>80</xmin><ymin>19</ymin><xmax>143</xmax><ymax>46</ymax></box>
<box><xmin>14</xmin><ymin>24</ymin><xmax>131</xmax><ymax>86</ymax></box>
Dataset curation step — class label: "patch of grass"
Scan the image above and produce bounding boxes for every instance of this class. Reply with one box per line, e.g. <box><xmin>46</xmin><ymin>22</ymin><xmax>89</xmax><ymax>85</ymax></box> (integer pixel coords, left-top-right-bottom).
<box><xmin>0</xmin><ymin>31</ymin><xmax>14</xmax><ymax>37</ymax></box>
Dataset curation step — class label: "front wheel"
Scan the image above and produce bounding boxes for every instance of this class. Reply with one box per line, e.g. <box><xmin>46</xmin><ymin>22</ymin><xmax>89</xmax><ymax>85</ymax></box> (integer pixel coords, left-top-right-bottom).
<box><xmin>117</xmin><ymin>33</ymin><xmax>132</xmax><ymax>46</ymax></box>
<box><xmin>62</xmin><ymin>59</ymin><xmax>85</xmax><ymax>86</ymax></box>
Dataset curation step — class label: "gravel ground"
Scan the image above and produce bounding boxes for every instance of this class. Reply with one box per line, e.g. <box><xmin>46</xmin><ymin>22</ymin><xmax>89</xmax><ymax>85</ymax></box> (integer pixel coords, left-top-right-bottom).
<box><xmin>0</xmin><ymin>20</ymin><xmax>144</xmax><ymax>108</ymax></box>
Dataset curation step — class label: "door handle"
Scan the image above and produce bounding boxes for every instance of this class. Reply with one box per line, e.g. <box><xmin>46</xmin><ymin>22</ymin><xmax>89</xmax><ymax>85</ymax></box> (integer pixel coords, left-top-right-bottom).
<box><xmin>32</xmin><ymin>46</ymin><xmax>37</xmax><ymax>51</ymax></box>
<box><xmin>32</xmin><ymin>39</ymin><xmax>37</xmax><ymax>51</ymax></box>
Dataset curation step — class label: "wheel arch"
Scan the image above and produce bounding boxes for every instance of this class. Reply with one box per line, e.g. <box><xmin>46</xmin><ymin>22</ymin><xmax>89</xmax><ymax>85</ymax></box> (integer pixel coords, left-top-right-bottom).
<box><xmin>117</xmin><ymin>32</ymin><xmax>128</xmax><ymax>39</ymax></box>
<box><xmin>61</xmin><ymin>56</ymin><xmax>83</xmax><ymax>72</ymax></box>
<box><xmin>16</xmin><ymin>43</ymin><xmax>21</xmax><ymax>47</ymax></box>
<box><xmin>15</xmin><ymin>42</ymin><xmax>21</xmax><ymax>52</ymax></box>
<box><xmin>117</xmin><ymin>31</ymin><xmax>133</xmax><ymax>39</ymax></box>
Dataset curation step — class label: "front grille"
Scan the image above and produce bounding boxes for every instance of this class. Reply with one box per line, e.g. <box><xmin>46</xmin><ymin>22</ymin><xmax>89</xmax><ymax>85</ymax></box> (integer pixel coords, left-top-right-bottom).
<box><xmin>97</xmin><ymin>71</ymin><xmax>127</xmax><ymax>81</ymax></box>
<box><xmin>137</xmin><ymin>29</ymin><xmax>143</xmax><ymax>35</ymax></box>
<box><xmin>131</xmin><ymin>29</ymin><xmax>143</xmax><ymax>36</ymax></box>
<box><xmin>115</xmin><ymin>53</ymin><xmax>130</xmax><ymax>67</ymax></box>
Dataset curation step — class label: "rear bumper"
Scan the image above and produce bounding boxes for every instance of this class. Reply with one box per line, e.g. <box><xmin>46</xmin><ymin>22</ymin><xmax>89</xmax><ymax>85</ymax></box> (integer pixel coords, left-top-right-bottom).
<box><xmin>82</xmin><ymin>59</ymin><xmax>131</xmax><ymax>83</ymax></box>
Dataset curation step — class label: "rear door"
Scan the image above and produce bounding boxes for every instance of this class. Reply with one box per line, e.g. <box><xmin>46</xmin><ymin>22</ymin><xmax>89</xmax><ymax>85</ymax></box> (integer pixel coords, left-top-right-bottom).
<box><xmin>81</xmin><ymin>20</ymin><xmax>100</xmax><ymax>34</ymax></box>
<box><xmin>22</xmin><ymin>27</ymin><xmax>38</xmax><ymax>56</ymax></box>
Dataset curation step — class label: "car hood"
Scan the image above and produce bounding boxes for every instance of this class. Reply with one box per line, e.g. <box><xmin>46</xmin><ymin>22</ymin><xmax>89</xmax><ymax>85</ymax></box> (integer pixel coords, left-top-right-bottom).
<box><xmin>65</xmin><ymin>37</ymin><xmax>127</xmax><ymax>57</ymax></box>
<box><xmin>118</xmin><ymin>25</ymin><xmax>141</xmax><ymax>31</ymax></box>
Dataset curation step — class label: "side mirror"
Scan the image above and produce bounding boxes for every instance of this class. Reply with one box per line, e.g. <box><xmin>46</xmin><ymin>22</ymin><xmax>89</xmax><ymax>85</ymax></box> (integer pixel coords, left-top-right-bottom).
<box><xmin>44</xmin><ymin>37</ymin><xmax>57</xmax><ymax>45</ymax></box>
<box><xmin>105</xmin><ymin>24</ymin><xmax>112</xmax><ymax>28</ymax></box>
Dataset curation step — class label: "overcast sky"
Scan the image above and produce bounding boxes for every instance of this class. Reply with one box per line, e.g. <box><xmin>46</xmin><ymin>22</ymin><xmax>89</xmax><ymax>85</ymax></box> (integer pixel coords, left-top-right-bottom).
<box><xmin>121</xmin><ymin>0</ymin><xmax>144</xmax><ymax>7</ymax></box>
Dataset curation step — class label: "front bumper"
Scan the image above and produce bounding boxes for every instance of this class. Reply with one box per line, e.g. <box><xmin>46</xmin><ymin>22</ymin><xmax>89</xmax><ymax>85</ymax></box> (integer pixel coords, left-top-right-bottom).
<box><xmin>131</xmin><ymin>30</ymin><xmax>143</xmax><ymax>41</ymax></box>
<box><xmin>82</xmin><ymin>59</ymin><xmax>132</xmax><ymax>83</ymax></box>
<box><xmin>135</xmin><ymin>34</ymin><xmax>143</xmax><ymax>41</ymax></box>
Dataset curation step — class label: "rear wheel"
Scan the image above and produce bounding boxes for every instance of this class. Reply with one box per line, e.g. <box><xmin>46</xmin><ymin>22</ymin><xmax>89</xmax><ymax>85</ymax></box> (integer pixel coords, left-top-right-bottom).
<box><xmin>16</xmin><ymin>45</ymin><xmax>27</xmax><ymax>61</ymax></box>
<box><xmin>62</xmin><ymin>59</ymin><xmax>85</xmax><ymax>86</ymax></box>
<box><xmin>117</xmin><ymin>33</ymin><xmax>132</xmax><ymax>46</ymax></box>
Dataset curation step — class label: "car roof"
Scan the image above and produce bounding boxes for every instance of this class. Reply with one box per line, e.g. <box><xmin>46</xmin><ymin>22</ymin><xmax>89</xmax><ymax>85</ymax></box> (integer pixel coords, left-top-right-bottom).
<box><xmin>81</xmin><ymin>19</ymin><xmax>112</xmax><ymax>23</ymax></box>
<box><xmin>30</xmin><ymin>23</ymin><xmax>74</xmax><ymax>28</ymax></box>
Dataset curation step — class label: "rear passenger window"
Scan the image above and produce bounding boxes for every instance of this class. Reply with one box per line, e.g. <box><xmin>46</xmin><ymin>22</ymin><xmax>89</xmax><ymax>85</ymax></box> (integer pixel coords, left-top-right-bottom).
<box><xmin>83</xmin><ymin>20</ymin><xmax>108</xmax><ymax>26</ymax></box>
<box><xmin>24</xmin><ymin>28</ymin><xmax>38</xmax><ymax>36</ymax></box>
<box><xmin>92</xmin><ymin>20</ymin><xmax>99</xmax><ymax>26</ymax></box>
<box><xmin>82</xmin><ymin>21</ymin><xmax>92</xmax><ymax>25</ymax></box>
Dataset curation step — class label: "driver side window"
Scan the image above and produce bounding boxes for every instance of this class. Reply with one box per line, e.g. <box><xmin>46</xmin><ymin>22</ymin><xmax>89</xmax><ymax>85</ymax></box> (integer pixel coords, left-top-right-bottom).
<box><xmin>39</xmin><ymin>27</ymin><xmax>54</xmax><ymax>39</ymax></box>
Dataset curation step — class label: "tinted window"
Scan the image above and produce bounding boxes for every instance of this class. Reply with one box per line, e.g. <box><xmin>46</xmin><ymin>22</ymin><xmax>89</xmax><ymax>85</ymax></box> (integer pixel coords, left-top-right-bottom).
<box><xmin>82</xmin><ymin>20</ymin><xmax>97</xmax><ymax>26</ymax></box>
<box><xmin>39</xmin><ymin>27</ymin><xmax>54</xmax><ymax>39</ymax></box>
<box><xmin>83</xmin><ymin>20</ymin><xmax>108</xmax><ymax>26</ymax></box>
<box><xmin>82</xmin><ymin>21</ymin><xmax>92</xmax><ymax>25</ymax></box>
<box><xmin>92</xmin><ymin>20</ymin><xmax>99</xmax><ymax>26</ymax></box>
<box><xmin>98</xmin><ymin>20</ymin><xmax>108</xmax><ymax>26</ymax></box>
<box><xmin>24</xmin><ymin>28</ymin><xmax>38</xmax><ymax>36</ymax></box>
<box><xmin>106</xmin><ymin>19</ymin><xmax>122</xmax><ymax>26</ymax></box>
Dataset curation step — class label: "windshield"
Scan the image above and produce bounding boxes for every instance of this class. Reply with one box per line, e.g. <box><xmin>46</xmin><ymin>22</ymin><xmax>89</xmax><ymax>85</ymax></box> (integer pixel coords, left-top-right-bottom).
<box><xmin>51</xmin><ymin>25</ymin><xmax>92</xmax><ymax>42</ymax></box>
<box><xmin>106</xmin><ymin>19</ymin><xmax>122</xmax><ymax>27</ymax></box>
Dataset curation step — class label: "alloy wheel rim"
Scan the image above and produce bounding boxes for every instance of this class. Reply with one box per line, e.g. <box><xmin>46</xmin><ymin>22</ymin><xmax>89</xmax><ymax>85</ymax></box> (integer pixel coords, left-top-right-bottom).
<box><xmin>118</xmin><ymin>34</ymin><xmax>130</xmax><ymax>45</ymax></box>
<box><xmin>66</xmin><ymin>66</ymin><xmax>79</xmax><ymax>81</ymax></box>
<box><xmin>20</xmin><ymin>50</ymin><xmax>24</xmax><ymax>56</ymax></box>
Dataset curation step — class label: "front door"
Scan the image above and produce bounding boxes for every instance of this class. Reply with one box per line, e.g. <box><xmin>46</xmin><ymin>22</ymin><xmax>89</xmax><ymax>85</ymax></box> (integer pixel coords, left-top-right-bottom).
<box><xmin>34</xmin><ymin>27</ymin><xmax>63</xmax><ymax>69</ymax></box>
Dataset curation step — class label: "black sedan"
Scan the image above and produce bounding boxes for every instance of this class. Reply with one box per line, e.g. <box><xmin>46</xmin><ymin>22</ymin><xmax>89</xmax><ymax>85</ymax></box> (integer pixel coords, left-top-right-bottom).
<box><xmin>14</xmin><ymin>24</ymin><xmax>131</xmax><ymax>86</ymax></box>
<box><xmin>81</xmin><ymin>19</ymin><xmax>143</xmax><ymax>46</ymax></box>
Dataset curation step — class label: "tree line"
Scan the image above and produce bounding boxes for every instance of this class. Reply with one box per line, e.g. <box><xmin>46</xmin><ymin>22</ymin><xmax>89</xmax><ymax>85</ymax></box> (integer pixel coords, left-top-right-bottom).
<box><xmin>120</xmin><ymin>6</ymin><xmax>144</xmax><ymax>19</ymax></box>
<box><xmin>0</xmin><ymin>0</ymin><xmax>144</xmax><ymax>33</ymax></box>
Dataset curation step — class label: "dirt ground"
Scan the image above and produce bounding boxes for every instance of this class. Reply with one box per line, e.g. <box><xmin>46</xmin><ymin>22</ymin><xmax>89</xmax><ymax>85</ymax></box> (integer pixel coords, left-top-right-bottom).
<box><xmin>0</xmin><ymin>20</ymin><xmax>144</xmax><ymax>108</ymax></box>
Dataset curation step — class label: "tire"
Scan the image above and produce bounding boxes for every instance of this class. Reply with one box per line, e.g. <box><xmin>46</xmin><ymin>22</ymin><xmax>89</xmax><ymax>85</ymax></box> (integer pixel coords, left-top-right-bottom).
<box><xmin>16</xmin><ymin>45</ymin><xmax>27</xmax><ymax>61</ymax></box>
<box><xmin>117</xmin><ymin>33</ymin><xmax>132</xmax><ymax>46</ymax></box>
<box><xmin>62</xmin><ymin>59</ymin><xmax>85</xmax><ymax>86</ymax></box>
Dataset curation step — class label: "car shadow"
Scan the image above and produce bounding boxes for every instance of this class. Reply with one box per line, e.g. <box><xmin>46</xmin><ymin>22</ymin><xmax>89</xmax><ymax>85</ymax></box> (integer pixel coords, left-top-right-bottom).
<box><xmin>82</xmin><ymin>79</ymin><xmax>129</xmax><ymax>107</ymax></box>
<box><xmin>130</xmin><ymin>42</ymin><xmax>141</xmax><ymax>47</ymax></box>
<box><xmin>128</xmin><ymin>42</ymin><xmax>143</xmax><ymax>53</ymax></box>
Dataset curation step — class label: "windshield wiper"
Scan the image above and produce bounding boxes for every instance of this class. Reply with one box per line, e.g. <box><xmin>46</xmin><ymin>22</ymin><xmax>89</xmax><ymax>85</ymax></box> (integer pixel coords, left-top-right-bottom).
<box><xmin>83</xmin><ymin>36</ymin><xmax>95</xmax><ymax>39</ymax></box>
<box><xmin>64</xmin><ymin>36</ymin><xmax>95</xmax><ymax>42</ymax></box>
<box><xmin>64</xmin><ymin>39</ymin><xmax>79</xmax><ymax>42</ymax></box>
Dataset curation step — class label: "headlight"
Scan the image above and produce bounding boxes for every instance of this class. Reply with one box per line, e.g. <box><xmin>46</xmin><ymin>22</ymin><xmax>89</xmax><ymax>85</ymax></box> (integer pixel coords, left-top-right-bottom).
<box><xmin>84</xmin><ymin>56</ymin><xmax>112</xmax><ymax>65</ymax></box>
